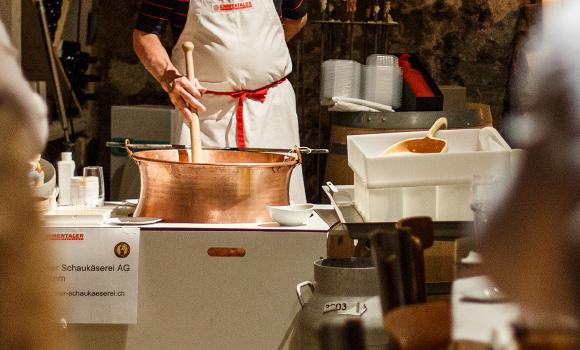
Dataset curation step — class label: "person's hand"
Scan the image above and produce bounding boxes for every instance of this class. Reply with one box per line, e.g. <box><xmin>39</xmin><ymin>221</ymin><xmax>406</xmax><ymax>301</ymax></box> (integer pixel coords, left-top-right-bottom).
<box><xmin>163</xmin><ymin>73</ymin><xmax>207</xmax><ymax>123</ymax></box>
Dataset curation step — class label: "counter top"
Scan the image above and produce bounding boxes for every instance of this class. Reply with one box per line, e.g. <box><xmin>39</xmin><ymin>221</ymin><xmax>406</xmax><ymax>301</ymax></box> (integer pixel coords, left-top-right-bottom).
<box><xmin>44</xmin><ymin>204</ymin><xmax>333</xmax><ymax>232</ymax></box>
<box><xmin>138</xmin><ymin>207</ymin><xmax>331</xmax><ymax>232</ymax></box>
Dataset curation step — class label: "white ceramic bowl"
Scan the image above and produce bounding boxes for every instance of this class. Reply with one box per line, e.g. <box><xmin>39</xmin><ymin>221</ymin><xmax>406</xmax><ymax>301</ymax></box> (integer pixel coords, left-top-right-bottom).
<box><xmin>267</xmin><ymin>204</ymin><xmax>315</xmax><ymax>226</ymax></box>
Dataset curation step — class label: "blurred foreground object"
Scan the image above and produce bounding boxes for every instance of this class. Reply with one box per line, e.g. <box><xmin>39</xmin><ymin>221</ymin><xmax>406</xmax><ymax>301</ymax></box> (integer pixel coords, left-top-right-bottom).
<box><xmin>0</xmin><ymin>18</ymin><xmax>69</xmax><ymax>350</ymax></box>
<box><xmin>480</xmin><ymin>1</ymin><xmax>580</xmax><ymax>325</ymax></box>
<box><xmin>0</xmin><ymin>18</ymin><xmax>48</xmax><ymax>157</ymax></box>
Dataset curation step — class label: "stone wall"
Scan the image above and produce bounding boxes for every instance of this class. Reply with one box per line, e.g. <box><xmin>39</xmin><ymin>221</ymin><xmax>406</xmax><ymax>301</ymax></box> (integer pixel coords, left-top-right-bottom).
<box><xmin>94</xmin><ymin>0</ymin><xmax>527</xmax><ymax>201</ymax></box>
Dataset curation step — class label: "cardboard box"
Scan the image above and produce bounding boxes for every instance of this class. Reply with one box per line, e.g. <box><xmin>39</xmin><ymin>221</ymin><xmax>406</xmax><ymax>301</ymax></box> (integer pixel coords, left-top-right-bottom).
<box><xmin>440</xmin><ymin>85</ymin><xmax>467</xmax><ymax>111</ymax></box>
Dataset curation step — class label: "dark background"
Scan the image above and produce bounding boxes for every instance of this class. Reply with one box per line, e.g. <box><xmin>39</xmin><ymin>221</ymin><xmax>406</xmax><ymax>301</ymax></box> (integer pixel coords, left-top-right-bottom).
<box><xmin>23</xmin><ymin>0</ymin><xmax>538</xmax><ymax>202</ymax></box>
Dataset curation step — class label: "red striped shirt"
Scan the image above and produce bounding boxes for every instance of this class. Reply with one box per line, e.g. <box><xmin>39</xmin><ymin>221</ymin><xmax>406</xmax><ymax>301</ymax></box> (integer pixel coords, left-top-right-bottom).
<box><xmin>135</xmin><ymin>0</ymin><xmax>307</xmax><ymax>42</ymax></box>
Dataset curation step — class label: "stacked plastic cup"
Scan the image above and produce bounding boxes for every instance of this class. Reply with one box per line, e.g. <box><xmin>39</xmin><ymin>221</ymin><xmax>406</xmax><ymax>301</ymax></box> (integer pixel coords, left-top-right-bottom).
<box><xmin>363</xmin><ymin>54</ymin><xmax>402</xmax><ymax>109</ymax></box>
<box><xmin>320</xmin><ymin>59</ymin><xmax>362</xmax><ymax>106</ymax></box>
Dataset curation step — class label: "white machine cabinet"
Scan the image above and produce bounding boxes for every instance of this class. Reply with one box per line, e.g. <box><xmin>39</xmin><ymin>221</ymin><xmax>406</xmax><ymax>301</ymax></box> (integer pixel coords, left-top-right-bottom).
<box><xmin>53</xmin><ymin>217</ymin><xmax>328</xmax><ymax>349</ymax></box>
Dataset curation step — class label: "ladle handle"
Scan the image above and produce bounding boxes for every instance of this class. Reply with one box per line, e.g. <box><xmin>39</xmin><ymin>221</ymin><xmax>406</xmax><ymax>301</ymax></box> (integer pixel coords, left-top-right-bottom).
<box><xmin>182</xmin><ymin>41</ymin><xmax>203</xmax><ymax>163</ymax></box>
<box><xmin>426</xmin><ymin>117</ymin><xmax>448</xmax><ymax>138</ymax></box>
<box><xmin>183</xmin><ymin>41</ymin><xmax>195</xmax><ymax>82</ymax></box>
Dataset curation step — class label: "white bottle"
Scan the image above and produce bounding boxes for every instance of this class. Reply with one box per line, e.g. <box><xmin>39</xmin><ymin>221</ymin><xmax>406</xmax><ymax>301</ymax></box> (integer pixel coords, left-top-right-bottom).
<box><xmin>57</xmin><ymin>152</ymin><xmax>75</xmax><ymax>206</ymax></box>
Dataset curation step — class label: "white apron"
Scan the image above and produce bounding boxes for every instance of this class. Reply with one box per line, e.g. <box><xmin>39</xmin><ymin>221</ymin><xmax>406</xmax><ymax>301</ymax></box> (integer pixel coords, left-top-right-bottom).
<box><xmin>170</xmin><ymin>0</ymin><xmax>306</xmax><ymax>204</ymax></box>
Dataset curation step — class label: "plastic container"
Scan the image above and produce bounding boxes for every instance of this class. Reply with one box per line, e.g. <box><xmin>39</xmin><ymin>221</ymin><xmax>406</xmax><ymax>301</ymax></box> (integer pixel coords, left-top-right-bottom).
<box><xmin>348</xmin><ymin>127</ymin><xmax>525</xmax><ymax>222</ymax></box>
<box><xmin>70</xmin><ymin>176</ymin><xmax>100</xmax><ymax>207</ymax></box>
<box><xmin>57</xmin><ymin>152</ymin><xmax>75</xmax><ymax>206</ymax></box>
<box><xmin>347</xmin><ymin>127</ymin><xmax>521</xmax><ymax>189</ymax></box>
<box><xmin>353</xmin><ymin>177</ymin><xmax>474</xmax><ymax>222</ymax></box>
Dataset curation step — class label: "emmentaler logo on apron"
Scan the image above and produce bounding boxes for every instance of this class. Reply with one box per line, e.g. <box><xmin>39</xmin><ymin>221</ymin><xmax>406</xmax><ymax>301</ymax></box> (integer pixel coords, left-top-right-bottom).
<box><xmin>114</xmin><ymin>242</ymin><xmax>131</xmax><ymax>258</ymax></box>
<box><xmin>212</xmin><ymin>0</ymin><xmax>253</xmax><ymax>12</ymax></box>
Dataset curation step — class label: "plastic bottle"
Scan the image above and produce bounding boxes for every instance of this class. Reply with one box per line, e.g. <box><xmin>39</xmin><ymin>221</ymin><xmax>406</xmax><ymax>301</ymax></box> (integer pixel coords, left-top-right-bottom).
<box><xmin>57</xmin><ymin>152</ymin><xmax>75</xmax><ymax>206</ymax></box>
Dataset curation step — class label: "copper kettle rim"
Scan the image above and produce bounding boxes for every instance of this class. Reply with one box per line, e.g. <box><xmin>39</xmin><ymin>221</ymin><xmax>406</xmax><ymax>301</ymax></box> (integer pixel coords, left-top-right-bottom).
<box><xmin>130</xmin><ymin>148</ymin><xmax>300</xmax><ymax>168</ymax></box>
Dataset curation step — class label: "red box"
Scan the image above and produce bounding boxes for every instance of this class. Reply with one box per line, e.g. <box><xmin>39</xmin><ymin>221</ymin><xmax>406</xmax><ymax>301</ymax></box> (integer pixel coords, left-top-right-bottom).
<box><xmin>395</xmin><ymin>53</ymin><xmax>443</xmax><ymax>111</ymax></box>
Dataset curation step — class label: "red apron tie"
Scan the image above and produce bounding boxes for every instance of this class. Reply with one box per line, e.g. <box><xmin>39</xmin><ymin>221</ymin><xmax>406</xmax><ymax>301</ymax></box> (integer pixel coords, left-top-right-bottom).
<box><xmin>205</xmin><ymin>77</ymin><xmax>287</xmax><ymax>148</ymax></box>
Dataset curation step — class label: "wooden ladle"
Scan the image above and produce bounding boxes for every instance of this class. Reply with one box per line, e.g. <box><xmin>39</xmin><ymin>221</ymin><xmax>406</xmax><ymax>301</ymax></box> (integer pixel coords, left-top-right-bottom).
<box><xmin>381</xmin><ymin>117</ymin><xmax>448</xmax><ymax>156</ymax></box>
<box><xmin>182</xmin><ymin>41</ymin><xmax>203</xmax><ymax>163</ymax></box>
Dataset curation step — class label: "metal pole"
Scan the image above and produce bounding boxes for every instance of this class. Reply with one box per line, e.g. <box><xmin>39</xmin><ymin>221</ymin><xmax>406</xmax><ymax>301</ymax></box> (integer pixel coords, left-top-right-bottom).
<box><xmin>318</xmin><ymin>2</ymin><xmax>328</xmax><ymax>201</ymax></box>
<box><xmin>347</xmin><ymin>0</ymin><xmax>356</xmax><ymax>60</ymax></box>
<box><xmin>349</xmin><ymin>15</ymin><xmax>355</xmax><ymax>60</ymax></box>
<box><xmin>363</xmin><ymin>4</ymin><xmax>371</xmax><ymax>59</ymax></box>
<box><xmin>372</xmin><ymin>0</ymin><xmax>379</xmax><ymax>53</ymax></box>
<box><xmin>35</xmin><ymin>0</ymin><xmax>73</xmax><ymax>147</ymax></box>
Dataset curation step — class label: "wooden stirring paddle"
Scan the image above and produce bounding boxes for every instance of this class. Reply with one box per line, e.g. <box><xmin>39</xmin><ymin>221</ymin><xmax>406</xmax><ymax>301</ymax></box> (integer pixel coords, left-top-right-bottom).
<box><xmin>182</xmin><ymin>41</ymin><xmax>203</xmax><ymax>163</ymax></box>
<box><xmin>381</xmin><ymin>117</ymin><xmax>448</xmax><ymax>156</ymax></box>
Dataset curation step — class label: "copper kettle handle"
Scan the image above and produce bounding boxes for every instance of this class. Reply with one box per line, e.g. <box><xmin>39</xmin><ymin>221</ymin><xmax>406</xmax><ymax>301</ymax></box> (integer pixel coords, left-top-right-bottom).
<box><xmin>294</xmin><ymin>145</ymin><xmax>302</xmax><ymax>165</ymax></box>
<box><xmin>124</xmin><ymin>139</ymin><xmax>134</xmax><ymax>158</ymax></box>
<box><xmin>284</xmin><ymin>145</ymin><xmax>302</xmax><ymax>165</ymax></box>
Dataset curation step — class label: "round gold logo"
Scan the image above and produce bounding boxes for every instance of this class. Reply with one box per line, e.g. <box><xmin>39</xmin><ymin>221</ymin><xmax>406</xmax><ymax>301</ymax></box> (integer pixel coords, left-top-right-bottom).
<box><xmin>114</xmin><ymin>242</ymin><xmax>131</xmax><ymax>258</ymax></box>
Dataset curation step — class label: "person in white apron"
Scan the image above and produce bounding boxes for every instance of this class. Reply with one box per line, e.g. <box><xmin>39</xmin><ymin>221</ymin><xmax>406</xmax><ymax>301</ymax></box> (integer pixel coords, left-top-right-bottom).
<box><xmin>133</xmin><ymin>0</ymin><xmax>308</xmax><ymax>203</ymax></box>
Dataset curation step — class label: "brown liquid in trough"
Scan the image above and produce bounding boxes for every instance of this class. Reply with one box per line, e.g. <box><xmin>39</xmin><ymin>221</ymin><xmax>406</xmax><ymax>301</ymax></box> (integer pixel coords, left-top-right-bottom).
<box><xmin>400</xmin><ymin>138</ymin><xmax>446</xmax><ymax>153</ymax></box>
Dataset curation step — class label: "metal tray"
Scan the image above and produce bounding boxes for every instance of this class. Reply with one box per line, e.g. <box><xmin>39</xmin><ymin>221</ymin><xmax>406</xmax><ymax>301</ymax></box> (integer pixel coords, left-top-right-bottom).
<box><xmin>322</xmin><ymin>185</ymin><xmax>472</xmax><ymax>240</ymax></box>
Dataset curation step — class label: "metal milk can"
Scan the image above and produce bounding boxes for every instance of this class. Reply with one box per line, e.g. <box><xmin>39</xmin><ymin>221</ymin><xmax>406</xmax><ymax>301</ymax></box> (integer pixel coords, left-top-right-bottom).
<box><xmin>290</xmin><ymin>258</ymin><xmax>389</xmax><ymax>349</ymax></box>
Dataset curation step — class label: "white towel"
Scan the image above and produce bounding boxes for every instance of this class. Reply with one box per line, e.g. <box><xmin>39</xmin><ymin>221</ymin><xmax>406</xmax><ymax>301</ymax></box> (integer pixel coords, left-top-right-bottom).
<box><xmin>328</xmin><ymin>96</ymin><xmax>395</xmax><ymax>112</ymax></box>
<box><xmin>328</xmin><ymin>100</ymin><xmax>380</xmax><ymax>112</ymax></box>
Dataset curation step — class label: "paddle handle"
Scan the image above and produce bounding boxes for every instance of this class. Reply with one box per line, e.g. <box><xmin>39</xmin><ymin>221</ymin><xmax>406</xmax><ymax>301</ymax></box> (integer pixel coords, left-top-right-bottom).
<box><xmin>182</xmin><ymin>41</ymin><xmax>203</xmax><ymax>163</ymax></box>
<box><xmin>426</xmin><ymin>117</ymin><xmax>448</xmax><ymax>138</ymax></box>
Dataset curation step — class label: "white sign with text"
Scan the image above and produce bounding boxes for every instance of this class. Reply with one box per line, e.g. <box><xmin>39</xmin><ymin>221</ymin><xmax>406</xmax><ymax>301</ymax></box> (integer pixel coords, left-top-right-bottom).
<box><xmin>48</xmin><ymin>227</ymin><xmax>139</xmax><ymax>324</ymax></box>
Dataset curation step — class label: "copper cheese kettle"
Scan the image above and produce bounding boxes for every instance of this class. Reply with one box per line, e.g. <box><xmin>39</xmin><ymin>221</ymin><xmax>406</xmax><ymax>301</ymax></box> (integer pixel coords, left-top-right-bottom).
<box><xmin>126</xmin><ymin>143</ymin><xmax>301</xmax><ymax>223</ymax></box>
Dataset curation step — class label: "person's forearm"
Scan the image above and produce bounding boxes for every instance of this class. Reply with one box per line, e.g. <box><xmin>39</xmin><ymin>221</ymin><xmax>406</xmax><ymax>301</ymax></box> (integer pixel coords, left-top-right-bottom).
<box><xmin>283</xmin><ymin>15</ymin><xmax>308</xmax><ymax>41</ymax></box>
<box><xmin>132</xmin><ymin>29</ymin><xmax>206</xmax><ymax>120</ymax></box>
<box><xmin>132</xmin><ymin>29</ymin><xmax>180</xmax><ymax>91</ymax></box>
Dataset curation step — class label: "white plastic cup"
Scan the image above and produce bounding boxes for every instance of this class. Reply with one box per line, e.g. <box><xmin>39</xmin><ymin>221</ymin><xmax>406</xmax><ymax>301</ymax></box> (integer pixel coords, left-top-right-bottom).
<box><xmin>83</xmin><ymin>166</ymin><xmax>105</xmax><ymax>206</ymax></box>
<box><xmin>70</xmin><ymin>176</ymin><xmax>99</xmax><ymax>207</ymax></box>
<box><xmin>366</xmin><ymin>54</ymin><xmax>398</xmax><ymax>67</ymax></box>
<box><xmin>470</xmin><ymin>175</ymin><xmax>498</xmax><ymax>239</ymax></box>
<box><xmin>70</xmin><ymin>176</ymin><xmax>83</xmax><ymax>206</ymax></box>
<box><xmin>83</xmin><ymin>176</ymin><xmax>100</xmax><ymax>207</ymax></box>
